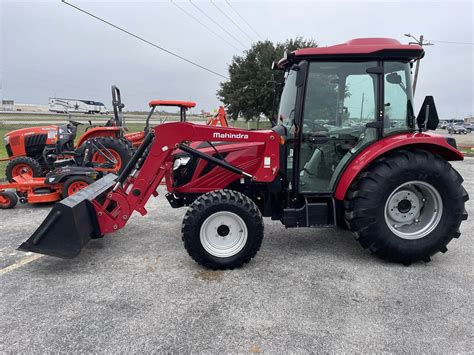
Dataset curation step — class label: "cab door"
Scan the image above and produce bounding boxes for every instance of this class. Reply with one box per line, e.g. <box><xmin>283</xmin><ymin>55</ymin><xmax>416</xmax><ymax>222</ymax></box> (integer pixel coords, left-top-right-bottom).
<box><xmin>297</xmin><ymin>61</ymin><xmax>379</xmax><ymax>194</ymax></box>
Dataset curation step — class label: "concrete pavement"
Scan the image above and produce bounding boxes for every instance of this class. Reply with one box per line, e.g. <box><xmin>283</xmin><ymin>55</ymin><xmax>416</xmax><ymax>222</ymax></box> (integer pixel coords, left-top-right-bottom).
<box><xmin>0</xmin><ymin>159</ymin><xmax>473</xmax><ymax>352</ymax></box>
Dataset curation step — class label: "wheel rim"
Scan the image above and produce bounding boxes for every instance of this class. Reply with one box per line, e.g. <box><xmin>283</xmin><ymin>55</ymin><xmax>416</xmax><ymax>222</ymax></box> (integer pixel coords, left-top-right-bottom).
<box><xmin>67</xmin><ymin>181</ymin><xmax>89</xmax><ymax>196</ymax></box>
<box><xmin>91</xmin><ymin>149</ymin><xmax>122</xmax><ymax>172</ymax></box>
<box><xmin>384</xmin><ymin>181</ymin><xmax>443</xmax><ymax>240</ymax></box>
<box><xmin>0</xmin><ymin>195</ymin><xmax>10</xmax><ymax>206</ymax></box>
<box><xmin>12</xmin><ymin>164</ymin><xmax>33</xmax><ymax>177</ymax></box>
<box><xmin>200</xmin><ymin>211</ymin><xmax>248</xmax><ymax>258</ymax></box>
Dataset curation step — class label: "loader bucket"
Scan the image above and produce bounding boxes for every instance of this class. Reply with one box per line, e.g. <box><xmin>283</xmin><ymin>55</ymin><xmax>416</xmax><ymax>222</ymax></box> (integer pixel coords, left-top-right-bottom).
<box><xmin>17</xmin><ymin>174</ymin><xmax>117</xmax><ymax>258</ymax></box>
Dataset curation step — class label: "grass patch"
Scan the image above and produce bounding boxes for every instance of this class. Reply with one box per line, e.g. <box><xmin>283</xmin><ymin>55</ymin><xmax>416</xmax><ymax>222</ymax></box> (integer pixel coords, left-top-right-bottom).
<box><xmin>459</xmin><ymin>147</ymin><xmax>474</xmax><ymax>157</ymax></box>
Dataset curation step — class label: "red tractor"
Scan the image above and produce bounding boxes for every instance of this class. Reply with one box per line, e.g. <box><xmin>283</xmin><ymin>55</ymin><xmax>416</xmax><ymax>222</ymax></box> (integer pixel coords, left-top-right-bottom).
<box><xmin>19</xmin><ymin>38</ymin><xmax>468</xmax><ymax>268</ymax></box>
<box><xmin>2</xmin><ymin>86</ymin><xmax>132</xmax><ymax>181</ymax></box>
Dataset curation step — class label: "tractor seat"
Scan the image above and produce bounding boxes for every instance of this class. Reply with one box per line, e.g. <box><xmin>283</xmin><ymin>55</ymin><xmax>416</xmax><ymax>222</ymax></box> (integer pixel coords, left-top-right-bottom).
<box><xmin>148</xmin><ymin>100</ymin><xmax>196</xmax><ymax>109</ymax></box>
<box><xmin>53</xmin><ymin>158</ymin><xmax>76</xmax><ymax>168</ymax></box>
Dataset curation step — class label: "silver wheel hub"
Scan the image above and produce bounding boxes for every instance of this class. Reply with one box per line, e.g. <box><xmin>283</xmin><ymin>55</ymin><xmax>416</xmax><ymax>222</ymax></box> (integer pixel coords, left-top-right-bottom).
<box><xmin>200</xmin><ymin>211</ymin><xmax>248</xmax><ymax>258</ymax></box>
<box><xmin>384</xmin><ymin>181</ymin><xmax>443</xmax><ymax>240</ymax></box>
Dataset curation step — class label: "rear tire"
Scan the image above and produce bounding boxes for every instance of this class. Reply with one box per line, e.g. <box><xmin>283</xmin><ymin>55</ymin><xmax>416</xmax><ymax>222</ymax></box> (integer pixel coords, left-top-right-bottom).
<box><xmin>182</xmin><ymin>190</ymin><xmax>264</xmax><ymax>270</ymax></box>
<box><xmin>86</xmin><ymin>137</ymin><xmax>132</xmax><ymax>175</ymax></box>
<box><xmin>6</xmin><ymin>156</ymin><xmax>43</xmax><ymax>182</ymax></box>
<box><xmin>62</xmin><ymin>176</ymin><xmax>95</xmax><ymax>198</ymax></box>
<box><xmin>344</xmin><ymin>149</ymin><xmax>468</xmax><ymax>265</ymax></box>
<box><xmin>0</xmin><ymin>191</ymin><xmax>18</xmax><ymax>209</ymax></box>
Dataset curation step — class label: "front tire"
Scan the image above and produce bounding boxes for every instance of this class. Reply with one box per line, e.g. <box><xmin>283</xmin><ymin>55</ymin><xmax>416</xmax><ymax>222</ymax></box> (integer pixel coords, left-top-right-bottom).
<box><xmin>6</xmin><ymin>156</ymin><xmax>43</xmax><ymax>182</ymax></box>
<box><xmin>182</xmin><ymin>190</ymin><xmax>264</xmax><ymax>269</ymax></box>
<box><xmin>344</xmin><ymin>149</ymin><xmax>468</xmax><ymax>264</ymax></box>
<box><xmin>0</xmin><ymin>191</ymin><xmax>18</xmax><ymax>209</ymax></box>
<box><xmin>62</xmin><ymin>175</ymin><xmax>95</xmax><ymax>198</ymax></box>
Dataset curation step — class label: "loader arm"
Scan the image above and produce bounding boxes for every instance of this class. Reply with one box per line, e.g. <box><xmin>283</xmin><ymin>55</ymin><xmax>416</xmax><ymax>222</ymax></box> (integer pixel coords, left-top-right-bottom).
<box><xmin>18</xmin><ymin>122</ymin><xmax>280</xmax><ymax>258</ymax></box>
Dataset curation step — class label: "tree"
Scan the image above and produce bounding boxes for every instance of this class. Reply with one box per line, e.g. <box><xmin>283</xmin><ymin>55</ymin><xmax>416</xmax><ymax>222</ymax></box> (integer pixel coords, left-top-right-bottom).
<box><xmin>217</xmin><ymin>37</ymin><xmax>317</xmax><ymax>121</ymax></box>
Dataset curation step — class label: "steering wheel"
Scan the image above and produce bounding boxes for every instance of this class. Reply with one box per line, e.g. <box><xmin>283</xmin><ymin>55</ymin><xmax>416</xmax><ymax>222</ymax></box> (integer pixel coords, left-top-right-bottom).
<box><xmin>302</xmin><ymin>121</ymin><xmax>330</xmax><ymax>144</ymax></box>
<box><xmin>305</xmin><ymin>120</ymin><xmax>329</xmax><ymax>133</ymax></box>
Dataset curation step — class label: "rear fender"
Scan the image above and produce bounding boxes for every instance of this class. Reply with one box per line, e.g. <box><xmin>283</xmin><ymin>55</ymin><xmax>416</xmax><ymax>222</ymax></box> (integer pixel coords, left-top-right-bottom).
<box><xmin>76</xmin><ymin>127</ymin><xmax>121</xmax><ymax>147</ymax></box>
<box><xmin>334</xmin><ymin>132</ymin><xmax>463</xmax><ymax>201</ymax></box>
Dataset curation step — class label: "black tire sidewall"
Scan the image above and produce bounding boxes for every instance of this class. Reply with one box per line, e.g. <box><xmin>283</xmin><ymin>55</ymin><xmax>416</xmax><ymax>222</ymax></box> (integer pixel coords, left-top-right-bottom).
<box><xmin>347</xmin><ymin>151</ymin><xmax>466</xmax><ymax>262</ymax></box>
<box><xmin>62</xmin><ymin>176</ymin><xmax>95</xmax><ymax>198</ymax></box>
<box><xmin>0</xmin><ymin>191</ymin><xmax>18</xmax><ymax>209</ymax></box>
<box><xmin>6</xmin><ymin>157</ymin><xmax>43</xmax><ymax>182</ymax></box>
<box><xmin>372</xmin><ymin>166</ymin><xmax>459</xmax><ymax>257</ymax></box>
<box><xmin>86</xmin><ymin>137</ymin><xmax>132</xmax><ymax>174</ymax></box>
<box><xmin>182</xmin><ymin>191</ymin><xmax>263</xmax><ymax>269</ymax></box>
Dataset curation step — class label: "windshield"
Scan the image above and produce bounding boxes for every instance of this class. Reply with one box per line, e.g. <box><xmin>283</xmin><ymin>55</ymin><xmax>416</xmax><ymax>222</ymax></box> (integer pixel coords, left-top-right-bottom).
<box><xmin>278</xmin><ymin>69</ymin><xmax>298</xmax><ymax>129</ymax></box>
<box><xmin>303</xmin><ymin>61</ymin><xmax>378</xmax><ymax>138</ymax></box>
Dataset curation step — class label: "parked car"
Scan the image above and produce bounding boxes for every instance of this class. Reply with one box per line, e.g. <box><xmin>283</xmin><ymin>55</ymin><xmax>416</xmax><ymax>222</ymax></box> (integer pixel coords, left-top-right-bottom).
<box><xmin>463</xmin><ymin>123</ymin><xmax>473</xmax><ymax>133</ymax></box>
<box><xmin>439</xmin><ymin>121</ymin><xmax>449</xmax><ymax>129</ymax></box>
<box><xmin>448</xmin><ymin>123</ymin><xmax>468</xmax><ymax>134</ymax></box>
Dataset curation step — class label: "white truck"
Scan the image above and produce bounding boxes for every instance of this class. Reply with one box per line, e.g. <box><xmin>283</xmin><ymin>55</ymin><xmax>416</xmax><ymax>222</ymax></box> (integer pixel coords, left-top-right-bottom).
<box><xmin>49</xmin><ymin>98</ymin><xmax>109</xmax><ymax>114</ymax></box>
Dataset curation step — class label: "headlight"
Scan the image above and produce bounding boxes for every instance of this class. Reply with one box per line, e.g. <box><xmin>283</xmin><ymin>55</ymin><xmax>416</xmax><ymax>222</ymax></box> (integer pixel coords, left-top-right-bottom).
<box><xmin>173</xmin><ymin>156</ymin><xmax>191</xmax><ymax>171</ymax></box>
<box><xmin>4</xmin><ymin>135</ymin><xmax>9</xmax><ymax>145</ymax></box>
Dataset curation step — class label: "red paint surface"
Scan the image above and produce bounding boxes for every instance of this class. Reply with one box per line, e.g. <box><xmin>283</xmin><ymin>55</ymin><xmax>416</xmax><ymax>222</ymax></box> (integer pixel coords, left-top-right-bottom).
<box><xmin>334</xmin><ymin>132</ymin><xmax>463</xmax><ymax>200</ymax></box>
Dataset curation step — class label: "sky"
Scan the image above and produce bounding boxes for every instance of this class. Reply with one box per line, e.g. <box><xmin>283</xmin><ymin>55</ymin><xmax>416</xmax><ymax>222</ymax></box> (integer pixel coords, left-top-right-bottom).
<box><xmin>0</xmin><ymin>0</ymin><xmax>473</xmax><ymax>119</ymax></box>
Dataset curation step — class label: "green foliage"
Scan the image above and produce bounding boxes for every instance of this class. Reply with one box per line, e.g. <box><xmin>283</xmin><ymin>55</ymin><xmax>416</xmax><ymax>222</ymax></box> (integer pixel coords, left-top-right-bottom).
<box><xmin>217</xmin><ymin>37</ymin><xmax>317</xmax><ymax>121</ymax></box>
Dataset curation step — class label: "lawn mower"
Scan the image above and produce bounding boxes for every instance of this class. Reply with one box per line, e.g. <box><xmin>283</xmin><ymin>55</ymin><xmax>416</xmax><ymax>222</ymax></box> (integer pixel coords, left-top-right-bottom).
<box><xmin>2</xmin><ymin>86</ymin><xmax>132</xmax><ymax>181</ymax></box>
<box><xmin>0</xmin><ymin>165</ymin><xmax>100</xmax><ymax>208</ymax></box>
<box><xmin>19</xmin><ymin>38</ymin><xmax>468</xmax><ymax>268</ymax></box>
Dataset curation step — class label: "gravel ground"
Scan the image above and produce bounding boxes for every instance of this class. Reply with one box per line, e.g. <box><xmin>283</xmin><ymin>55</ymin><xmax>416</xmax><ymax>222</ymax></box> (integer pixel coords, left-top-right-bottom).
<box><xmin>0</xmin><ymin>159</ymin><xmax>472</xmax><ymax>352</ymax></box>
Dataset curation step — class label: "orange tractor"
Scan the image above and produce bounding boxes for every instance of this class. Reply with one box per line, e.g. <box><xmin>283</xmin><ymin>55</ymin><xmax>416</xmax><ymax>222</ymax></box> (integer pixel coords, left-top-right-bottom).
<box><xmin>1</xmin><ymin>88</ymin><xmax>228</xmax><ymax>208</ymax></box>
<box><xmin>122</xmin><ymin>101</ymin><xmax>228</xmax><ymax>148</ymax></box>
<box><xmin>206</xmin><ymin>106</ymin><xmax>229</xmax><ymax>127</ymax></box>
<box><xmin>3</xmin><ymin>88</ymin><xmax>225</xmax><ymax>182</ymax></box>
<box><xmin>2</xmin><ymin>86</ymin><xmax>133</xmax><ymax>181</ymax></box>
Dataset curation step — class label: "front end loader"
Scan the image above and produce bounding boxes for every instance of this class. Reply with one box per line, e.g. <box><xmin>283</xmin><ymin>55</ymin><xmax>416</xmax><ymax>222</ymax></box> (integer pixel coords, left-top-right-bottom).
<box><xmin>18</xmin><ymin>38</ymin><xmax>469</xmax><ymax>268</ymax></box>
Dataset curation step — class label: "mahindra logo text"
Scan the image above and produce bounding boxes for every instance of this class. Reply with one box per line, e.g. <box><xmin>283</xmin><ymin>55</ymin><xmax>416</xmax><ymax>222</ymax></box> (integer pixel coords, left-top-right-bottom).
<box><xmin>213</xmin><ymin>132</ymin><xmax>249</xmax><ymax>139</ymax></box>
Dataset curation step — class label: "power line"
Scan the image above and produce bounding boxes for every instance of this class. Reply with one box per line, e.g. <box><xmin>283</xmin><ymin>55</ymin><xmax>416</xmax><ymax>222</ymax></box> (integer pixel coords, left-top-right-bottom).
<box><xmin>171</xmin><ymin>0</ymin><xmax>242</xmax><ymax>51</ymax></box>
<box><xmin>188</xmin><ymin>0</ymin><xmax>248</xmax><ymax>49</ymax></box>
<box><xmin>225</xmin><ymin>0</ymin><xmax>261</xmax><ymax>40</ymax></box>
<box><xmin>209</xmin><ymin>0</ymin><xmax>254</xmax><ymax>43</ymax></box>
<box><xmin>429</xmin><ymin>40</ymin><xmax>474</xmax><ymax>45</ymax></box>
<box><xmin>61</xmin><ymin>0</ymin><xmax>228</xmax><ymax>79</ymax></box>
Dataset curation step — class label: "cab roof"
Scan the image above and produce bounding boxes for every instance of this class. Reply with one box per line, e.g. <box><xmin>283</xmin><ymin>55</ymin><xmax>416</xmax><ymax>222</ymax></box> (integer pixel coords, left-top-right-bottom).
<box><xmin>277</xmin><ymin>38</ymin><xmax>424</xmax><ymax>68</ymax></box>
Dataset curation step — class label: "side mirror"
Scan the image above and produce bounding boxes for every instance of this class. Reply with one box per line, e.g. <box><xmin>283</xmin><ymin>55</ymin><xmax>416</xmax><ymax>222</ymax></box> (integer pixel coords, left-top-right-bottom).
<box><xmin>386</xmin><ymin>72</ymin><xmax>402</xmax><ymax>85</ymax></box>
<box><xmin>416</xmin><ymin>96</ymin><xmax>439</xmax><ymax>132</ymax></box>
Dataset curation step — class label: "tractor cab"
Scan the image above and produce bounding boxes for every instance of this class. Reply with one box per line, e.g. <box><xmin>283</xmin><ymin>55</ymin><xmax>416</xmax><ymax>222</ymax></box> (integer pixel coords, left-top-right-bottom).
<box><xmin>273</xmin><ymin>38</ymin><xmax>433</xmax><ymax>201</ymax></box>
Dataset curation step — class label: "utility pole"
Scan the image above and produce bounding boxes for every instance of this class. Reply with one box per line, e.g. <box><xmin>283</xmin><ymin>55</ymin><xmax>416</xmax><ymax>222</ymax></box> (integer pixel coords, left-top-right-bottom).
<box><xmin>404</xmin><ymin>34</ymin><xmax>433</xmax><ymax>96</ymax></box>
